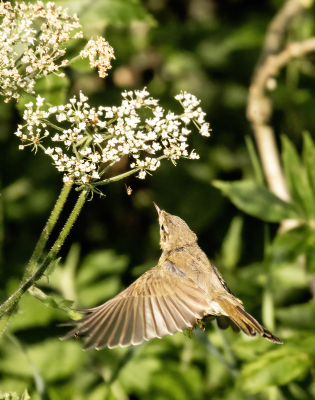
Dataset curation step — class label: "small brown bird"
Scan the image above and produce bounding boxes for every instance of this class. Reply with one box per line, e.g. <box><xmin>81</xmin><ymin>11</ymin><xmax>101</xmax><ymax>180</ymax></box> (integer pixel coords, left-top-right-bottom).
<box><xmin>62</xmin><ymin>204</ymin><xmax>282</xmax><ymax>349</ymax></box>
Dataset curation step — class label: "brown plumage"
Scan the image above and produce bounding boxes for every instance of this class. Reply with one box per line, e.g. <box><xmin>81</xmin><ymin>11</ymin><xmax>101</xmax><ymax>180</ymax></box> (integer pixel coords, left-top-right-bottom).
<box><xmin>61</xmin><ymin>204</ymin><xmax>282</xmax><ymax>349</ymax></box>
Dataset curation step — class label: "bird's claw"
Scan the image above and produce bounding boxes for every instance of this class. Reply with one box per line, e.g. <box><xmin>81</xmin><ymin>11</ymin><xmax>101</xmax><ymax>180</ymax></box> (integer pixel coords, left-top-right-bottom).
<box><xmin>188</xmin><ymin>319</ymin><xmax>205</xmax><ymax>338</ymax></box>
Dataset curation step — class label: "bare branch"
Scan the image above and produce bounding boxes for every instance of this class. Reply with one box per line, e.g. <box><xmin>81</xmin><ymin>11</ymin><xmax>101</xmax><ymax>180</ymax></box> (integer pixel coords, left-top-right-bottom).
<box><xmin>252</xmin><ymin>0</ymin><xmax>308</xmax><ymax>80</ymax></box>
<box><xmin>247</xmin><ymin>0</ymin><xmax>314</xmax><ymax>231</ymax></box>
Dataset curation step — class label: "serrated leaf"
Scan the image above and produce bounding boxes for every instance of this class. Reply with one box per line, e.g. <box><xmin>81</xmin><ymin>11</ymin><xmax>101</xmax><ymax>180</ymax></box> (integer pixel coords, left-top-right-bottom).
<box><xmin>281</xmin><ymin>135</ymin><xmax>315</xmax><ymax>220</ymax></box>
<box><xmin>213</xmin><ymin>180</ymin><xmax>299</xmax><ymax>222</ymax></box>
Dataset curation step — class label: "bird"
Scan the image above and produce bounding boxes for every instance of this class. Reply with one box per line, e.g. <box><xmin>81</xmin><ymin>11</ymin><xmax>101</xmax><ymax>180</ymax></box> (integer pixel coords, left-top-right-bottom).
<box><xmin>61</xmin><ymin>204</ymin><xmax>282</xmax><ymax>349</ymax></box>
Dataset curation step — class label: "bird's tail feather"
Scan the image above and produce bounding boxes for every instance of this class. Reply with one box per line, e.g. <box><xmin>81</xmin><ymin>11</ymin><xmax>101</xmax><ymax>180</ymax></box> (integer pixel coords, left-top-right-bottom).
<box><xmin>218</xmin><ymin>296</ymin><xmax>283</xmax><ymax>344</ymax></box>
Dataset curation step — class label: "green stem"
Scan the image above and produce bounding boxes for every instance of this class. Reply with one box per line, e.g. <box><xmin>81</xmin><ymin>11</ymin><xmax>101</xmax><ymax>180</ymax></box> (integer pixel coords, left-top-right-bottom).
<box><xmin>23</xmin><ymin>184</ymin><xmax>73</xmax><ymax>282</ymax></box>
<box><xmin>44</xmin><ymin>120</ymin><xmax>67</xmax><ymax>133</ymax></box>
<box><xmin>0</xmin><ymin>179</ymin><xmax>4</xmax><ymax>267</ymax></box>
<box><xmin>95</xmin><ymin>168</ymin><xmax>140</xmax><ymax>186</ymax></box>
<box><xmin>96</xmin><ymin>156</ymin><xmax>168</xmax><ymax>187</ymax></box>
<box><xmin>66</xmin><ymin>55</ymin><xmax>82</xmax><ymax>67</ymax></box>
<box><xmin>99</xmin><ymin>159</ymin><xmax>122</xmax><ymax>178</ymax></box>
<box><xmin>0</xmin><ymin>189</ymin><xmax>89</xmax><ymax>336</ymax></box>
<box><xmin>245</xmin><ymin>135</ymin><xmax>265</xmax><ymax>186</ymax></box>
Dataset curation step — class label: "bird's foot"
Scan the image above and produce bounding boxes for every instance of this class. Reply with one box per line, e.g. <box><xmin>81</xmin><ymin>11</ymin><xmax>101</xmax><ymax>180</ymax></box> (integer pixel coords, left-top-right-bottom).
<box><xmin>196</xmin><ymin>319</ymin><xmax>205</xmax><ymax>330</ymax></box>
<box><xmin>188</xmin><ymin>320</ymin><xmax>205</xmax><ymax>338</ymax></box>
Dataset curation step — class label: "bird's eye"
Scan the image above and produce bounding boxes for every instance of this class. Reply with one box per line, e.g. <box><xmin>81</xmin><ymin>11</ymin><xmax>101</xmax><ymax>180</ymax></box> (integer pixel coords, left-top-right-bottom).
<box><xmin>161</xmin><ymin>225</ymin><xmax>164</xmax><ymax>231</ymax></box>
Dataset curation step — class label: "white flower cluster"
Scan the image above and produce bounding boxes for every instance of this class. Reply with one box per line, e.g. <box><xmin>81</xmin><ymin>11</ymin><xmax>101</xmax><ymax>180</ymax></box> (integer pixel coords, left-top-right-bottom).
<box><xmin>80</xmin><ymin>37</ymin><xmax>115</xmax><ymax>78</ymax></box>
<box><xmin>0</xmin><ymin>1</ymin><xmax>82</xmax><ymax>101</ymax></box>
<box><xmin>14</xmin><ymin>89</ymin><xmax>210</xmax><ymax>184</ymax></box>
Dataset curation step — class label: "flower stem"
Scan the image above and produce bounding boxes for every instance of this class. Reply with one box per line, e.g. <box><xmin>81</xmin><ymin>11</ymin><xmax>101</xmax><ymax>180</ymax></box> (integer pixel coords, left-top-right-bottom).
<box><xmin>0</xmin><ymin>188</ymin><xmax>89</xmax><ymax>337</ymax></box>
<box><xmin>22</xmin><ymin>183</ymin><xmax>73</xmax><ymax>282</ymax></box>
<box><xmin>95</xmin><ymin>168</ymin><xmax>140</xmax><ymax>186</ymax></box>
<box><xmin>66</xmin><ymin>55</ymin><xmax>82</xmax><ymax>66</ymax></box>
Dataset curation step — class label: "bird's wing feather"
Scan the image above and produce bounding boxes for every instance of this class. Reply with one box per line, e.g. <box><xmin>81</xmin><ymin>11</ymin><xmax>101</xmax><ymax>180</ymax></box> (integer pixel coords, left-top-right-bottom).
<box><xmin>61</xmin><ymin>260</ymin><xmax>209</xmax><ymax>350</ymax></box>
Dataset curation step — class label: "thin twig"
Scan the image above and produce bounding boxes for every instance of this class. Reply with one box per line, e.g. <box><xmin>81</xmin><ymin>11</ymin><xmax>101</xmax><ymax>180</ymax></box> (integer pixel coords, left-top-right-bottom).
<box><xmin>248</xmin><ymin>37</ymin><xmax>315</xmax><ymax>203</ymax></box>
<box><xmin>247</xmin><ymin>0</ymin><xmax>313</xmax><ymax>232</ymax></box>
<box><xmin>252</xmin><ymin>0</ymin><xmax>308</xmax><ymax>80</ymax></box>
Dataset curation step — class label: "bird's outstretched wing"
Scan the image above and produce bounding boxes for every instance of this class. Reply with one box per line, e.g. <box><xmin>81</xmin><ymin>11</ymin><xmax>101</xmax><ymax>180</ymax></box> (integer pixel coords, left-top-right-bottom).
<box><xmin>61</xmin><ymin>260</ymin><xmax>209</xmax><ymax>350</ymax></box>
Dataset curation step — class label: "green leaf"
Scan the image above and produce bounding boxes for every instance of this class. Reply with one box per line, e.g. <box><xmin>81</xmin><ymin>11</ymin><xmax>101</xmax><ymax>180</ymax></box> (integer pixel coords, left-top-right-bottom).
<box><xmin>221</xmin><ymin>215</ymin><xmax>243</xmax><ymax>270</ymax></box>
<box><xmin>77</xmin><ymin>250</ymin><xmax>129</xmax><ymax>286</ymax></box>
<box><xmin>281</xmin><ymin>135</ymin><xmax>315</xmax><ymax>220</ymax></box>
<box><xmin>261</xmin><ymin>287</ymin><xmax>275</xmax><ymax>332</ymax></box>
<box><xmin>305</xmin><ymin>232</ymin><xmax>315</xmax><ymax>274</ymax></box>
<box><xmin>78</xmin><ymin>276</ymin><xmax>121</xmax><ymax>307</ymax></box>
<box><xmin>20</xmin><ymin>390</ymin><xmax>30</xmax><ymax>400</ymax></box>
<box><xmin>16</xmin><ymin>74</ymin><xmax>69</xmax><ymax>117</ymax></box>
<box><xmin>302</xmin><ymin>132</ymin><xmax>315</xmax><ymax>198</ymax></box>
<box><xmin>0</xmin><ymin>393</ymin><xmax>20</xmax><ymax>400</ymax></box>
<box><xmin>270</xmin><ymin>223</ymin><xmax>315</xmax><ymax>274</ymax></box>
<box><xmin>0</xmin><ymin>337</ymin><xmax>85</xmax><ymax>382</ymax></box>
<box><xmin>239</xmin><ymin>337</ymin><xmax>315</xmax><ymax>393</ymax></box>
<box><xmin>54</xmin><ymin>0</ymin><xmax>155</xmax><ymax>36</ymax></box>
<box><xmin>28</xmin><ymin>287</ymin><xmax>81</xmax><ymax>320</ymax></box>
<box><xmin>270</xmin><ymin>225</ymin><xmax>310</xmax><ymax>263</ymax></box>
<box><xmin>44</xmin><ymin>257</ymin><xmax>61</xmax><ymax>277</ymax></box>
<box><xmin>213</xmin><ymin>180</ymin><xmax>299</xmax><ymax>222</ymax></box>
<box><xmin>276</xmin><ymin>301</ymin><xmax>315</xmax><ymax>330</ymax></box>
<box><xmin>245</xmin><ymin>135</ymin><xmax>264</xmax><ymax>185</ymax></box>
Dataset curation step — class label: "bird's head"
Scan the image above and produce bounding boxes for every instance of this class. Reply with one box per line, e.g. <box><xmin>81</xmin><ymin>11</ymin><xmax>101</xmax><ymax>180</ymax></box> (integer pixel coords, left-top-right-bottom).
<box><xmin>154</xmin><ymin>203</ymin><xmax>197</xmax><ymax>252</ymax></box>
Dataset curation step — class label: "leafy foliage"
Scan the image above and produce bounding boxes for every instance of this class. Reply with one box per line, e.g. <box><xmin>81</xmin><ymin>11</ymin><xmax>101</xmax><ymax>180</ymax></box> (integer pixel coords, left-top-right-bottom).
<box><xmin>1</xmin><ymin>0</ymin><xmax>315</xmax><ymax>399</ymax></box>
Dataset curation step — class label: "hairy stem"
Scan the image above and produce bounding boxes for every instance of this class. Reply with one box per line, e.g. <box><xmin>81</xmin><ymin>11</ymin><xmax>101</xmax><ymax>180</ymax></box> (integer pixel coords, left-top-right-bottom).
<box><xmin>95</xmin><ymin>168</ymin><xmax>141</xmax><ymax>186</ymax></box>
<box><xmin>23</xmin><ymin>183</ymin><xmax>73</xmax><ymax>282</ymax></box>
<box><xmin>0</xmin><ymin>189</ymin><xmax>89</xmax><ymax>337</ymax></box>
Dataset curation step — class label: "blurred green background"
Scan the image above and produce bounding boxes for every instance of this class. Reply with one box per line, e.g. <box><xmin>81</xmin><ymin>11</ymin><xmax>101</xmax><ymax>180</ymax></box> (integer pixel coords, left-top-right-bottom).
<box><xmin>1</xmin><ymin>0</ymin><xmax>315</xmax><ymax>399</ymax></box>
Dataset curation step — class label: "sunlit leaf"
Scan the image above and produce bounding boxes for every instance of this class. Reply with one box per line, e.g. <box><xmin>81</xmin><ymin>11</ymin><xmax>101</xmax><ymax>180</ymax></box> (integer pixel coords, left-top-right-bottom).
<box><xmin>0</xmin><ymin>336</ymin><xmax>85</xmax><ymax>382</ymax></box>
<box><xmin>28</xmin><ymin>287</ymin><xmax>81</xmax><ymax>319</ymax></box>
<box><xmin>239</xmin><ymin>337</ymin><xmax>315</xmax><ymax>393</ymax></box>
<box><xmin>54</xmin><ymin>0</ymin><xmax>155</xmax><ymax>35</ymax></box>
<box><xmin>0</xmin><ymin>393</ymin><xmax>20</xmax><ymax>400</ymax></box>
<box><xmin>77</xmin><ymin>250</ymin><xmax>129</xmax><ymax>285</ymax></box>
<box><xmin>276</xmin><ymin>301</ymin><xmax>315</xmax><ymax>330</ymax></box>
<box><xmin>270</xmin><ymin>226</ymin><xmax>310</xmax><ymax>263</ymax></box>
<box><xmin>302</xmin><ymin>132</ymin><xmax>315</xmax><ymax>198</ymax></box>
<box><xmin>221</xmin><ymin>215</ymin><xmax>243</xmax><ymax>270</ymax></box>
<box><xmin>213</xmin><ymin>180</ymin><xmax>299</xmax><ymax>222</ymax></box>
<box><xmin>77</xmin><ymin>276</ymin><xmax>121</xmax><ymax>307</ymax></box>
<box><xmin>20</xmin><ymin>390</ymin><xmax>30</xmax><ymax>400</ymax></box>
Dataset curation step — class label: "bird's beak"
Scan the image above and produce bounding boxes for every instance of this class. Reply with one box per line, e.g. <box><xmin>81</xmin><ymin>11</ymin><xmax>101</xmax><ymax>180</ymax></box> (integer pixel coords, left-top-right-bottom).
<box><xmin>153</xmin><ymin>203</ymin><xmax>161</xmax><ymax>215</ymax></box>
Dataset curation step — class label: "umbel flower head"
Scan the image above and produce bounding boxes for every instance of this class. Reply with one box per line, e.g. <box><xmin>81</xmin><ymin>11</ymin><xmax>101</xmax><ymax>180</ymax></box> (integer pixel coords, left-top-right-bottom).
<box><xmin>0</xmin><ymin>1</ymin><xmax>83</xmax><ymax>101</ymax></box>
<box><xmin>80</xmin><ymin>37</ymin><xmax>115</xmax><ymax>79</ymax></box>
<box><xmin>15</xmin><ymin>89</ymin><xmax>211</xmax><ymax>187</ymax></box>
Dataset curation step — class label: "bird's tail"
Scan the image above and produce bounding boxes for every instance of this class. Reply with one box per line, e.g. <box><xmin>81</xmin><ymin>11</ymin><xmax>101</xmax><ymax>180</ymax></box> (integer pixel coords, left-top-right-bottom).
<box><xmin>217</xmin><ymin>296</ymin><xmax>283</xmax><ymax>344</ymax></box>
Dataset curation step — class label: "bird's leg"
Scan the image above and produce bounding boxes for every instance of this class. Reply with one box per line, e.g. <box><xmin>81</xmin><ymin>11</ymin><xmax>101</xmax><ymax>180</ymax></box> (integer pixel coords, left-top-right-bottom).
<box><xmin>188</xmin><ymin>319</ymin><xmax>205</xmax><ymax>337</ymax></box>
<box><xmin>196</xmin><ymin>319</ymin><xmax>204</xmax><ymax>329</ymax></box>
